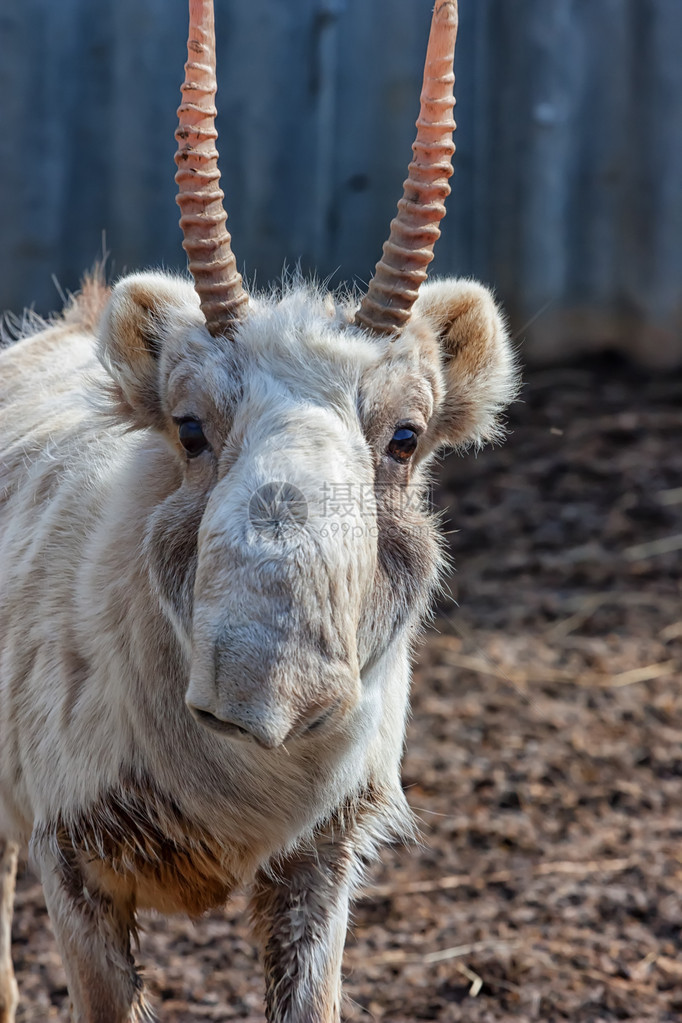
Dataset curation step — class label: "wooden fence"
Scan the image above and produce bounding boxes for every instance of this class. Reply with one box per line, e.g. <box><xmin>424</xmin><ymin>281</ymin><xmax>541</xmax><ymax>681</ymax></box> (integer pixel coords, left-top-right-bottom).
<box><xmin>1</xmin><ymin>0</ymin><xmax>680</xmax><ymax>364</ymax></box>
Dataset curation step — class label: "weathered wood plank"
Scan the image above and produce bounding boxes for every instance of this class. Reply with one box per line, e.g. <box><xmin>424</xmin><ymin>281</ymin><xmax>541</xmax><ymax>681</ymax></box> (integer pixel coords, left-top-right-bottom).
<box><xmin>0</xmin><ymin>0</ymin><xmax>680</xmax><ymax>363</ymax></box>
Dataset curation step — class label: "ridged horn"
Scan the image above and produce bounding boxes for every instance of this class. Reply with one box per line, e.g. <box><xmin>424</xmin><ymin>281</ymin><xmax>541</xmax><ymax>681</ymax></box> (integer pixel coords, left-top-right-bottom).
<box><xmin>355</xmin><ymin>0</ymin><xmax>458</xmax><ymax>336</ymax></box>
<box><xmin>175</xmin><ymin>0</ymin><xmax>248</xmax><ymax>339</ymax></box>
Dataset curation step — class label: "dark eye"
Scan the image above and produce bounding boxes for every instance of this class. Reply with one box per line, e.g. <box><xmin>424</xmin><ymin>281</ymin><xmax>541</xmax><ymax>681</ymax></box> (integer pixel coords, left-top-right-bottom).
<box><xmin>387</xmin><ymin>427</ymin><xmax>419</xmax><ymax>462</ymax></box>
<box><xmin>177</xmin><ymin>418</ymin><xmax>209</xmax><ymax>458</ymax></box>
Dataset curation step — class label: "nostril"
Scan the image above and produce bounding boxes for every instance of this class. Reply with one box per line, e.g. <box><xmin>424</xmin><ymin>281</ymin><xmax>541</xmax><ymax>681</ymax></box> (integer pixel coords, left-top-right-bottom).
<box><xmin>305</xmin><ymin>711</ymin><xmax>331</xmax><ymax>734</ymax></box>
<box><xmin>188</xmin><ymin>705</ymin><xmax>254</xmax><ymax>741</ymax></box>
<box><xmin>301</xmin><ymin>701</ymin><xmax>340</xmax><ymax>737</ymax></box>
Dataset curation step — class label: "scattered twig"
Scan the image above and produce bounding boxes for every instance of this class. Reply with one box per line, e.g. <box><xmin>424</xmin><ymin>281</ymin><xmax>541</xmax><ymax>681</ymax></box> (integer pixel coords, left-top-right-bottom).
<box><xmin>358</xmin><ymin>939</ymin><xmax>521</xmax><ymax>967</ymax></box>
<box><xmin>657</xmin><ymin>487</ymin><xmax>682</xmax><ymax>506</ymax></box>
<box><xmin>444</xmin><ymin>619</ymin><xmax>541</xmax><ymax>708</ymax></box>
<box><xmin>364</xmin><ymin>857</ymin><xmax>635</xmax><ymax>900</ymax></box>
<box><xmin>436</xmin><ymin>650</ymin><xmax>676</xmax><ymax>691</ymax></box>
<box><xmin>544</xmin><ymin>591</ymin><xmax>664</xmax><ymax>640</ymax></box>
<box><xmin>597</xmin><ymin>661</ymin><xmax>676</xmax><ymax>688</ymax></box>
<box><xmin>423</xmin><ymin>940</ymin><xmax>520</xmax><ymax>965</ymax></box>
<box><xmin>660</xmin><ymin>621</ymin><xmax>682</xmax><ymax>642</ymax></box>
<box><xmin>456</xmin><ymin>962</ymin><xmax>483</xmax><ymax>996</ymax></box>
<box><xmin>624</xmin><ymin>534</ymin><xmax>682</xmax><ymax>561</ymax></box>
<box><xmin>534</xmin><ymin>857</ymin><xmax>634</xmax><ymax>876</ymax></box>
<box><xmin>545</xmin><ymin>593</ymin><xmax>610</xmax><ymax>639</ymax></box>
<box><xmin>435</xmin><ymin>652</ymin><xmax>535</xmax><ymax>686</ymax></box>
<box><xmin>630</xmin><ymin>950</ymin><xmax>658</xmax><ymax>982</ymax></box>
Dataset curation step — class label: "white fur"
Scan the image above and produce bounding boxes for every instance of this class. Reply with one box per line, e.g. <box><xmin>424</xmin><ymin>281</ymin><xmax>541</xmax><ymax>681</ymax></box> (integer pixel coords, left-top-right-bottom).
<box><xmin>0</xmin><ymin>272</ymin><xmax>518</xmax><ymax>1022</ymax></box>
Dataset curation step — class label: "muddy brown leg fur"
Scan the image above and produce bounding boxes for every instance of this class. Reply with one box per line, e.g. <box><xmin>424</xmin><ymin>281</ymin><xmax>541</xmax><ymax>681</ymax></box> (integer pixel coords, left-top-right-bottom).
<box><xmin>249</xmin><ymin>835</ymin><xmax>356</xmax><ymax>1023</ymax></box>
<box><xmin>32</xmin><ymin>833</ymin><xmax>147</xmax><ymax>1023</ymax></box>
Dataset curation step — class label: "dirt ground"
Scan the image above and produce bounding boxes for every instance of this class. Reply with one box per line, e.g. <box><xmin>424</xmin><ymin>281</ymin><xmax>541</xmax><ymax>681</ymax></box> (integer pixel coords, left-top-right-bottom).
<box><xmin>11</xmin><ymin>356</ymin><xmax>682</xmax><ymax>1021</ymax></box>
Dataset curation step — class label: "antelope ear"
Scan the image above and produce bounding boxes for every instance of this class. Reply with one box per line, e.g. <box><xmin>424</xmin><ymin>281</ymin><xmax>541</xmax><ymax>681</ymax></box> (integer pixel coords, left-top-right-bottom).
<box><xmin>97</xmin><ymin>272</ymin><xmax>201</xmax><ymax>429</ymax></box>
<box><xmin>417</xmin><ymin>279</ymin><xmax>519</xmax><ymax>451</ymax></box>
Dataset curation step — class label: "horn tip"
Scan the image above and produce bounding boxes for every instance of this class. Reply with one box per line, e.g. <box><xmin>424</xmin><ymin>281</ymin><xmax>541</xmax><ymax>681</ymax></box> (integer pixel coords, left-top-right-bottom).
<box><xmin>434</xmin><ymin>0</ymin><xmax>459</xmax><ymax>21</ymax></box>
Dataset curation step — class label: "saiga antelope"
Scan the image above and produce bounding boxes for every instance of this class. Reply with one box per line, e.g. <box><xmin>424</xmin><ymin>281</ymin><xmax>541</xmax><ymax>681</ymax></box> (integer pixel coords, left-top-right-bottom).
<box><xmin>0</xmin><ymin>1</ymin><xmax>517</xmax><ymax>1020</ymax></box>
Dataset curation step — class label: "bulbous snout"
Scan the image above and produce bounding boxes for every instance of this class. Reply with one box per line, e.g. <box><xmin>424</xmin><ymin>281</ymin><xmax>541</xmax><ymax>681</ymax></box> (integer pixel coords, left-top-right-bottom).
<box><xmin>186</xmin><ymin>620</ymin><xmax>359</xmax><ymax>750</ymax></box>
<box><xmin>185</xmin><ymin>695</ymin><xmax>342</xmax><ymax>749</ymax></box>
<box><xmin>185</xmin><ymin>427</ymin><xmax>372</xmax><ymax>749</ymax></box>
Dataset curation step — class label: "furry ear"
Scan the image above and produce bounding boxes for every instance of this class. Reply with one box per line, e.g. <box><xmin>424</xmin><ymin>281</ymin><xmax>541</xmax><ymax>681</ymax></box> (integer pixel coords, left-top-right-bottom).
<box><xmin>97</xmin><ymin>272</ymin><xmax>201</xmax><ymax>429</ymax></box>
<box><xmin>416</xmin><ymin>279</ymin><xmax>519</xmax><ymax>451</ymax></box>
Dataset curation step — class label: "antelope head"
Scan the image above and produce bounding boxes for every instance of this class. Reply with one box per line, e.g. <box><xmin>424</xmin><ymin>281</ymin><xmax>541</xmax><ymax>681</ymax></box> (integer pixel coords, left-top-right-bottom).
<box><xmin>97</xmin><ymin>0</ymin><xmax>517</xmax><ymax>750</ymax></box>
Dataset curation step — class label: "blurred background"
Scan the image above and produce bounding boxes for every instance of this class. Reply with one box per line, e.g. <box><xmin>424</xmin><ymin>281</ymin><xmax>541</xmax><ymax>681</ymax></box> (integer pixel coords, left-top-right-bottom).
<box><xmin>4</xmin><ymin>2</ymin><xmax>682</xmax><ymax>1022</ymax></box>
<box><xmin>1</xmin><ymin>0</ymin><xmax>681</xmax><ymax>366</ymax></box>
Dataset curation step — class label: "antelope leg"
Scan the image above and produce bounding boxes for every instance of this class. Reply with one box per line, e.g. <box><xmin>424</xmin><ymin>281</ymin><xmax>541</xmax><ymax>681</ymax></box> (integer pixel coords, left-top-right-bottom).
<box><xmin>249</xmin><ymin>830</ymin><xmax>358</xmax><ymax>1023</ymax></box>
<box><xmin>0</xmin><ymin>840</ymin><xmax>19</xmax><ymax>1023</ymax></box>
<box><xmin>31</xmin><ymin>833</ymin><xmax>146</xmax><ymax>1023</ymax></box>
